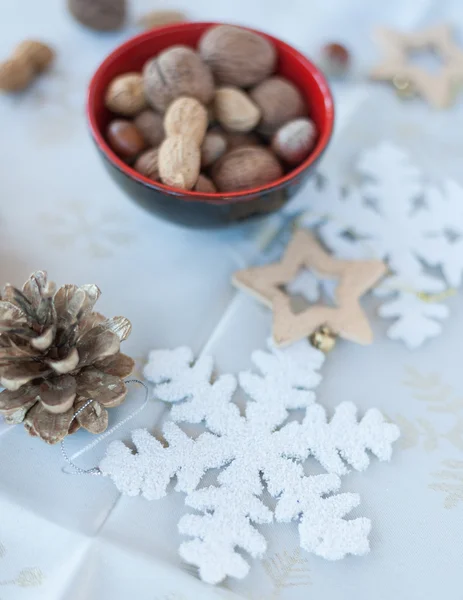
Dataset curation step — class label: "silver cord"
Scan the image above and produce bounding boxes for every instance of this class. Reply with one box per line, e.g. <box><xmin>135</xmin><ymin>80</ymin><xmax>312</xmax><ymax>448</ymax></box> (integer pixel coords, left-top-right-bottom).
<box><xmin>61</xmin><ymin>378</ymin><xmax>149</xmax><ymax>476</ymax></box>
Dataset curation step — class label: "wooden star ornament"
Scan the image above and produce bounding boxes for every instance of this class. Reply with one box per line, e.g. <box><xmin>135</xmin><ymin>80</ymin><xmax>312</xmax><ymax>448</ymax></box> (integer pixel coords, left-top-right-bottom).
<box><xmin>233</xmin><ymin>230</ymin><xmax>387</xmax><ymax>347</ymax></box>
<box><xmin>370</xmin><ymin>24</ymin><xmax>463</xmax><ymax>108</ymax></box>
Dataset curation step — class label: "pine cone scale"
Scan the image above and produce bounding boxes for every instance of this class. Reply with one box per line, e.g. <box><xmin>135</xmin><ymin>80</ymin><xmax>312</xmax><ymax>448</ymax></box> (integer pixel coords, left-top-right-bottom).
<box><xmin>77</xmin><ymin>327</ymin><xmax>120</xmax><ymax>366</ymax></box>
<box><xmin>48</xmin><ymin>347</ymin><xmax>79</xmax><ymax>374</ymax></box>
<box><xmin>75</xmin><ymin>398</ymin><xmax>108</xmax><ymax>433</ymax></box>
<box><xmin>0</xmin><ymin>384</ymin><xmax>39</xmax><ymax>415</ymax></box>
<box><xmin>77</xmin><ymin>368</ymin><xmax>127</xmax><ymax>407</ymax></box>
<box><xmin>24</xmin><ymin>402</ymin><xmax>75</xmax><ymax>444</ymax></box>
<box><xmin>0</xmin><ymin>361</ymin><xmax>50</xmax><ymax>391</ymax></box>
<box><xmin>39</xmin><ymin>375</ymin><xmax>76</xmax><ymax>414</ymax></box>
<box><xmin>95</xmin><ymin>353</ymin><xmax>134</xmax><ymax>378</ymax></box>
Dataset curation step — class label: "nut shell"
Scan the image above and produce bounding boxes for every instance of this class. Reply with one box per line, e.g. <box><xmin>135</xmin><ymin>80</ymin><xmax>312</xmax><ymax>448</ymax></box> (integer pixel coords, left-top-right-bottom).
<box><xmin>214</xmin><ymin>87</ymin><xmax>261</xmax><ymax>133</ymax></box>
<box><xmin>199</xmin><ymin>25</ymin><xmax>276</xmax><ymax>87</ymax></box>
<box><xmin>67</xmin><ymin>0</ymin><xmax>126</xmax><ymax>31</ymax></box>
<box><xmin>0</xmin><ymin>58</ymin><xmax>34</xmax><ymax>92</ymax></box>
<box><xmin>134</xmin><ymin>109</ymin><xmax>164</xmax><ymax>147</ymax></box>
<box><xmin>226</xmin><ymin>131</ymin><xmax>261</xmax><ymax>149</ymax></box>
<box><xmin>250</xmin><ymin>76</ymin><xmax>306</xmax><ymax>135</ymax></box>
<box><xmin>13</xmin><ymin>40</ymin><xmax>55</xmax><ymax>73</ymax></box>
<box><xmin>194</xmin><ymin>174</ymin><xmax>217</xmax><ymax>193</ymax></box>
<box><xmin>212</xmin><ymin>146</ymin><xmax>283</xmax><ymax>192</ymax></box>
<box><xmin>143</xmin><ymin>45</ymin><xmax>214</xmax><ymax>112</ymax></box>
<box><xmin>164</xmin><ymin>97</ymin><xmax>208</xmax><ymax>144</ymax></box>
<box><xmin>201</xmin><ymin>131</ymin><xmax>228</xmax><ymax>167</ymax></box>
<box><xmin>105</xmin><ymin>73</ymin><xmax>147</xmax><ymax>117</ymax></box>
<box><xmin>107</xmin><ymin>119</ymin><xmax>146</xmax><ymax>161</ymax></box>
<box><xmin>158</xmin><ymin>135</ymin><xmax>200</xmax><ymax>190</ymax></box>
<box><xmin>272</xmin><ymin>118</ymin><xmax>317</xmax><ymax>165</ymax></box>
<box><xmin>134</xmin><ymin>148</ymin><xmax>160</xmax><ymax>180</ymax></box>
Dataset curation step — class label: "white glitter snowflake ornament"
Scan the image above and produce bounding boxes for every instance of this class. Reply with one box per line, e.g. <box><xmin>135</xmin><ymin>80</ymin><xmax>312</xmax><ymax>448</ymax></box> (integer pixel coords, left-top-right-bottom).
<box><xmin>100</xmin><ymin>342</ymin><xmax>399</xmax><ymax>584</ymax></box>
<box><xmin>287</xmin><ymin>141</ymin><xmax>463</xmax><ymax>348</ymax></box>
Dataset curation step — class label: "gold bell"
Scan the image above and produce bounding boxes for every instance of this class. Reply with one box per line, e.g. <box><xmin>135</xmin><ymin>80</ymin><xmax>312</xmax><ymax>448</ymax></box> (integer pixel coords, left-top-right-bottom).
<box><xmin>310</xmin><ymin>325</ymin><xmax>337</xmax><ymax>353</ymax></box>
<box><xmin>392</xmin><ymin>75</ymin><xmax>415</xmax><ymax>99</ymax></box>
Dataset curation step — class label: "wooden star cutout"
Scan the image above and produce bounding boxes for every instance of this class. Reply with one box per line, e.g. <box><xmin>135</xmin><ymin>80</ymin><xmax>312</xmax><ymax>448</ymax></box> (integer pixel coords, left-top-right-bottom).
<box><xmin>370</xmin><ymin>23</ymin><xmax>463</xmax><ymax>108</ymax></box>
<box><xmin>232</xmin><ymin>230</ymin><xmax>387</xmax><ymax>347</ymax></box>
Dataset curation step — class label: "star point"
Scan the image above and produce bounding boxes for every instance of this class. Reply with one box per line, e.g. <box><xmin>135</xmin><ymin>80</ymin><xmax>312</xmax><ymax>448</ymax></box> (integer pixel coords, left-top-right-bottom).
<box><xmin>233</xmin><ymin>230</ymin><xmax>387</xmax><ymax>347</ymax></box>
<box><xmin>370</xmin><ymin>24</ymin><xmax>463</xmax><ymax>108</ymax></box>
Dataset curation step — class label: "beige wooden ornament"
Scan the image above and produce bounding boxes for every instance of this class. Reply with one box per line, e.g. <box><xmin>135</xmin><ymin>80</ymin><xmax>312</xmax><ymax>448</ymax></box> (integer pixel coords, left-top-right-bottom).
<box><xmin>370</xmin><ymin>23</ymin><xmax>463</xmax><ymax>108</ymax></box>
<box><xmin>232</xmin><ymin>230</ymin><xmax>387</xmax><ymax>347</ymax></box>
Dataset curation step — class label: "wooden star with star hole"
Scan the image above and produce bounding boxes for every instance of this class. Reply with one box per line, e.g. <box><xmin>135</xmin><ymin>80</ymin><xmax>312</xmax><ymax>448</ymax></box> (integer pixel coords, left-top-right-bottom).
<box><xmin>233</xmin><ymin>230</ymin><xmax>387</xmax><ymax>347</ymax></box>
<box><xmin>370</xmin><ymin>23</ymin><xmax>463</xmax><ymax>108</ymax></box>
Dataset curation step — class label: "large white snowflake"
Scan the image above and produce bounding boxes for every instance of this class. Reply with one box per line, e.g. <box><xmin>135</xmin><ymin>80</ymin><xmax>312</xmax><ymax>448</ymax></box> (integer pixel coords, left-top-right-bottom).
<box><xmin>100</xmin><ymin>342</ymin><xmax>399</xmax><ymax>584</ymax></box>
<box><xmin>284</xmin><ymin>142</ymin><xmax>463</xmax><ymax>348</ymax></box>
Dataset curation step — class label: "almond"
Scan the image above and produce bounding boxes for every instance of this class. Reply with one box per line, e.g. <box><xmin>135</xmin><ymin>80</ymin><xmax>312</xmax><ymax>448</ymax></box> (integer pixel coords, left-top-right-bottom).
<box><xmin>214</xmin><ymin>87</ymin><xmax>261</xmax><ymax>133</ymax></box>
<box><xmin>164</xmin><ymin>97</ymin><xmax>208</xmax><ymax>145</ymax></box>
<box><xmin>158</xmin><ymin>135</ymin><xmax>200</xmax><ymax>190</ymax></box>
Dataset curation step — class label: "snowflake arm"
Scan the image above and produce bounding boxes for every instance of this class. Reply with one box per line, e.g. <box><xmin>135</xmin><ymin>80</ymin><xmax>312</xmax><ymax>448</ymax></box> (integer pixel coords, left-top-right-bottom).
<box><xmin>378</xmin><ymin>291</ymin><xmax>450</xmax><ymax>349</ymax></box>
<box><xmin>179</xmin><ymin>485</ymin><xmax>272</xmax><ymax>584</ymax></box>
<box><xmin>99</xmin><ymin>423</ymin><xmax>234</xmax><ymax>499</ymax></box>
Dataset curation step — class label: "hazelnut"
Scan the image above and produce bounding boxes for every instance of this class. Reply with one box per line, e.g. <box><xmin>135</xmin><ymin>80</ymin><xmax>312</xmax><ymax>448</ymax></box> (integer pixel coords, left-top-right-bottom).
<box><xmin>250</xmin><ymin>76</ymin><xmax>306</xmax><ymax>135</ymax></box>
<box><xmin>212</xmin><ymin>146</ymin><xmax>283</xmax><ymax>192</ymax></box>
<box><xmin>67</xmin><ymin>0</ymin><xmax>126</xmax><ymax>31</ymax></box>
<box><xmin>105</xmin><ymin>73</ymin><xmax>147</xmax><ymax>117</ymax></box>
<box><xmin>164</xmin><ymin>97</ymin><xmax>208</xmax><ymax>145</ymax></box>
<box><xmin>143</xmin><ymin>45</ymin><xmax>214</xmax><ymax>112</ymax></box>
<box><xmin>214</xmin><ymin>87</ymin><xmax>261</xmax><ymax>133</ymax></box>
<box><xmin>158</xmin><ymin>135</ymin><xmax>200</xmax><ymax>190</ymax></box>
<box><xmin>13</xmin><ymin>40</ymin><xmax>55</xmax><ymax>73</ymax></box>
<box><xmin>107</xmin><ymin>119</ymin><xmax>146</xmax><ymax>161</ymax></box>
<box><xmin>199</xmin><ymin>25</ymin><xmax>276</xmax><ymax>87</ymax></box>
<box><xmin>134</xmin><ymin>148</ymin><xmax>160</xmax><ymax>180</ymax></box>
<box><xmin>134</xmin><ymin>109</ymin><xmax>164</xmax><ymax>147</ymax></box>
<box><xmin>0</xmin><ymin>58</ymin><xmax>34</xmax><ymax>92</ymax></box>
<box><xmin>194</xmin><ymin>174</ymin><xmax>217</xmax><ymax>193</ymax></box>
<box><xmin>201</xmin><ymin>131</ymin><xmax>228</xmax><ymax>167</ymax></box>
<box><xmin>272</xmin><ymin>118</ymin><xmax>317</xmax><ymax>165</ymax></box>
<box><xmin>321</xmin><ymin>42</ymin><xmax>350</xmax><ymax>77</ymax></box>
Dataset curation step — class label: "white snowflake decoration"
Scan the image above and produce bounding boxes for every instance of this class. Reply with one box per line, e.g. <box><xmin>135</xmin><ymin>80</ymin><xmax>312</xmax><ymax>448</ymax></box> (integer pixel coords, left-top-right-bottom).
<box><xmin>284</xmin><ymin>141</ymin><xmax>463</xmax><ymax>348</ymax></box>
<box><xmin>100</xmin><ymin>343</ymin><xmax>399</xmax><ymax>584</ymax></box>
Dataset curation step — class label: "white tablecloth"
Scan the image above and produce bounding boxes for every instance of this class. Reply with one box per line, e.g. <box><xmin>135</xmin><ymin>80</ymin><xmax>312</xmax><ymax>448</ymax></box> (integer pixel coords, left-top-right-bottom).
<box><xmin>1</xmin><ymin>1</ymin><xmax>463</xmax><ymax>599</ymax></box>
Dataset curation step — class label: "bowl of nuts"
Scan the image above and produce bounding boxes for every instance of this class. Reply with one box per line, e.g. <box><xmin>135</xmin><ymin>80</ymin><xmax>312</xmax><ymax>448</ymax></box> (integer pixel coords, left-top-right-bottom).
<box><xmin>87</xmin><ymin>22</ymin><xmax>334</xmax><ymax>228</ymax></box>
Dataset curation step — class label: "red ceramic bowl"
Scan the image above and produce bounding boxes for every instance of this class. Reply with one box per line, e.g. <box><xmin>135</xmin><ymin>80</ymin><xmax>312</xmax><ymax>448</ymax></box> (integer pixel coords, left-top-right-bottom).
<box><xmin>87</xmin><ymin>22</ymin><xmax>334</xmax><ymax>228</ymax></box>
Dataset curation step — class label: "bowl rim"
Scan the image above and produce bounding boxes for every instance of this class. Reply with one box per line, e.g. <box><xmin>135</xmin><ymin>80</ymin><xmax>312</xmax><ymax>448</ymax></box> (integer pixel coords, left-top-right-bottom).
<box><xmin>87</xmin><ymin>21</ymin><xmax>335</xmax><ymax>205</ymax></box>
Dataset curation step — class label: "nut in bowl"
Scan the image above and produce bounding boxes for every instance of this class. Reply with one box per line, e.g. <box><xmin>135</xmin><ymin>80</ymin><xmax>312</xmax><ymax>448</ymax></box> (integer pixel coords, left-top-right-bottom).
<box><xmin>87</xmin><ymin>22</ymin><xmax>334</xmax><ymax>228</ymax></box>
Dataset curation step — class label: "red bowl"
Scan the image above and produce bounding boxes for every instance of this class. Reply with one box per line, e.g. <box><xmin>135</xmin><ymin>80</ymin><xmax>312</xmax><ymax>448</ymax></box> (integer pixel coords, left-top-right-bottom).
<box><xmin>87</xmin><ymin>22</ymin><xmax>334</xmax><ymax>228</ymax></box>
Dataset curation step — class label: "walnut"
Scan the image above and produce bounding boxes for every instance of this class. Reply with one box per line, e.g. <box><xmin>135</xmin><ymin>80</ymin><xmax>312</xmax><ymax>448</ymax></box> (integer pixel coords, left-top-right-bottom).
<box><xmin>250</xmin><ymin>76</ymin><xmax>307</xmax><ymax>135</ymax></box>
<box><xmin>143</xmin><ymin>45</ymin><xmax>214</xmax><ymax>112</ymax></box>
<box><xmin>67</xmin><ymin>0</ymin><xmax>126</xmax><ymax>31</ymax></box>
<box><xmin>105</xmin><ymin>73</ymin><xmax>147</xmax><ymax>117</ymax></box>
<box><xmin>212</xmin><ymin>146</ymin><xmax>283</xmax><ymax>192</ymax></box>
<box><xmin>199</xmin><ymin>25</ymin><xmax>276</xmax><ymax>87</ymax></box>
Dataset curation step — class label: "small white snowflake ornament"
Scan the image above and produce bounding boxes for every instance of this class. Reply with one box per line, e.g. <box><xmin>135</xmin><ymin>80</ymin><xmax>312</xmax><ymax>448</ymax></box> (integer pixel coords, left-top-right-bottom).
<box><xmin>286</xmin><ymin>141</ymin><xmax>463</xmax><ymax>348</ymax></box>
<box><xmin>100</xmin><ymin>342</ymin><xmax>399</xmax><ymax>584</ymax></box>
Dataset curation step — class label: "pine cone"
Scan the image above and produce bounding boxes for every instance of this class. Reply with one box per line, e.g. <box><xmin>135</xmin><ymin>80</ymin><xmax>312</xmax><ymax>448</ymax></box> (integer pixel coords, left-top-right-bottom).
<box><xmin>0</xmin><ymin>271</ymin><xmax>134</xmax><ymax>444</ymax></box>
